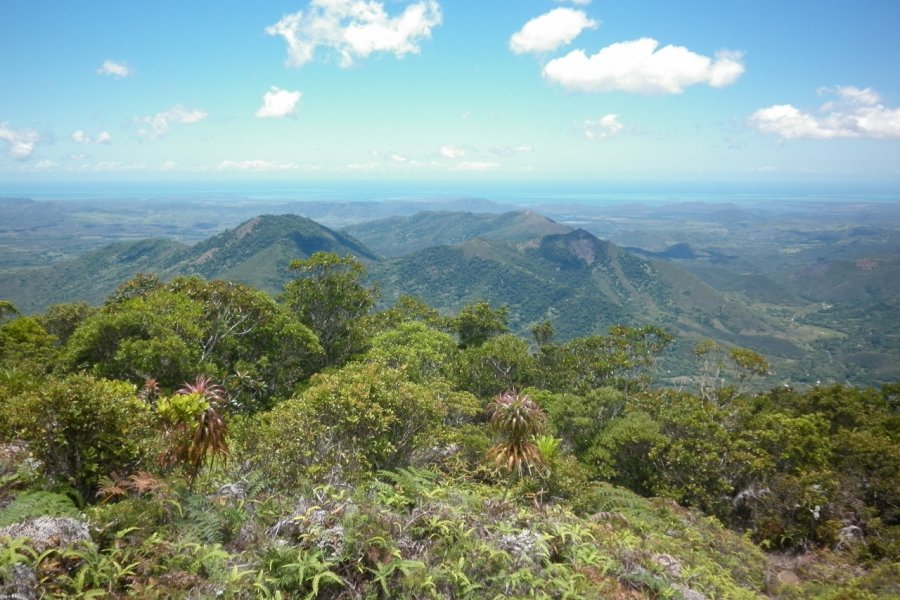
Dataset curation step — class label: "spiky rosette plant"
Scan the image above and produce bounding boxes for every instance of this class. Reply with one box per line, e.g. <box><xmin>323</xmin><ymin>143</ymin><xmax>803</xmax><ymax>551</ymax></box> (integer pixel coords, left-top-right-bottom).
<box><xmin>159</xmin><ymin>375</ymin><xmax>229</xmax><ymax>488</ymax></box>
<box><xmin>486</xmin><ymin>390</ymin><xmax>547</xmax><ymax>478</ymax></box>
<box><xmin>176</xmin><ymin>375</ymin><xmax>226</xmax><ymax>407</ymax></box>
<box><xmin>137</xmin><ymin>377</ymin><xmax>161</xmax><ymax>404</ymax></box>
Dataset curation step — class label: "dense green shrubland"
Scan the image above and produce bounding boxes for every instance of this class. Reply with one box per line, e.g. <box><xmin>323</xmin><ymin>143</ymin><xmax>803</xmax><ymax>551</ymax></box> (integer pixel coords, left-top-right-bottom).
<box><xmin>0</xmin><ymin>252</ymin><xmax>897</xmax><ymax>598</ymax></box>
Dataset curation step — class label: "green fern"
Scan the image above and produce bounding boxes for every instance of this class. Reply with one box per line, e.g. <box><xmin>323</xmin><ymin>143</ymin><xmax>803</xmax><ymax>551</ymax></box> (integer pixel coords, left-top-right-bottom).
<box><xmin>591</xmin><ymin>483</ymin><xmax>649</xmax><ymax>515</ymax></box>
<box><xmin>183</xmin><ymin>494</ymin><xmax>246</xmax><ymax>545</ymax></box>
<box><xmin>0</xmin><ymin>490</ymin><xmax>79</xmax><ymax>527</ymax></box>
<box><xmin>376</xmin><ymin>467</ymin><xmax>440</xmax><ymax>506</ymax></box>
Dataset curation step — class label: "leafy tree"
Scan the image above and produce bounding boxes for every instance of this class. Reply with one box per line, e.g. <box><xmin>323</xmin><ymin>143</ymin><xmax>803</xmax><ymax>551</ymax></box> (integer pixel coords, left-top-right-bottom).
<box><xmin>529</xmin><ymin>386</ymin><xmax>625</xmax><ymax>458</ymax></box>
<box><xmin>530</xmin><ymin>319</ymin><xmax>555</xmax><ymax>347</ymax></box>
<box><xmin>60</xmin><ymin>278</ymin><xmax>320</xmax><ymax>408</ymax></box>
<box><xmin>38</xmin><ymin>302</ymin><xmax>96</xmax><ymax>346</ymax></box>
<box><xmin>166</xmin><ymin>277</ymin><xmax>321</xmax><ymax>408</ymax></box>
<box><xmin>362</xmin><ymin>321</ymin><xmax>458</xmax><ymax>383</ymax></box>
<box><xmin>545</xmin><ymin>325</ymin><xmax>672</xmax><ymax>394</ymax></box>
<box><xmin>0</xmin><ymin>316</ymin><xmax>58</xmax><ymax>398</ymax></box>
<box><xmin>451</xmin><ymin>301</ymin><xmax>509</xmax><ymax>348</ymax></box>
<box><xmin>281</xmin><ymin>252</ymin><xmax>378</xmax><ymax>368</ymax></box>
<box><xmin>61</xmin><ymin>288</ymin><xmax>205</xmax><ymax>387</ymax></box>
<box><xmin>694</xmin><ymin>340</ymin><xmax>770</xmax><ymax>403</ymax></box>
<box><xmin>455</xmin><ymin>333</ymin><xmax>537</xmax><ymax>398</ymax></box>
<box><xmin>105</xmin><ymin>272</ymin><xmax>162</xmax><ymax>305</ymax></box>
<box><xmin>0</xmin><ymin>315</ymin><xmax>56</xmax><ymax>370</ymax></box>
<box><xmin>2</xmin><ymin>374</ymin><xmax>153</xmax><ymax>499</ymax></box>
<box><xmin>246</xmin><ymin>363</ymin><xmax>453</xmax><ymax>488</ymax></box>
<box><xmin>372</xmin><ymin>294</ymin><xmax>445</xmax><ymax>332</ymax></box>
<box><xmin>591</xmin><ymin>411</ymin><xmax>668</xmax><ymax>496</ymax></box>
<box><xmin>0</xmin><ymin>300</ymin><xmax>18</xmax><ymax>322</ymax></box>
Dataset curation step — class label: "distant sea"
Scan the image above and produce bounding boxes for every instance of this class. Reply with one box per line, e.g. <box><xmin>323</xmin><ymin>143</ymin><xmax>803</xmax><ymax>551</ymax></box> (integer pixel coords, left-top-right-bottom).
<box><xmin>3</xmin><ymin>180</ymin><xmax>899</xmax><ymax>205</ymax></box>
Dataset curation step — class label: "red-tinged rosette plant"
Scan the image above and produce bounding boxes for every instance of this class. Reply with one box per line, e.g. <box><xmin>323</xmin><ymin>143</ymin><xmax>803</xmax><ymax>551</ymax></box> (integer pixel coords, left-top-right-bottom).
<box><xmin>157</xmin><ymin>375</ymin><xmax>228</xmax><ymax>488</ymax></box>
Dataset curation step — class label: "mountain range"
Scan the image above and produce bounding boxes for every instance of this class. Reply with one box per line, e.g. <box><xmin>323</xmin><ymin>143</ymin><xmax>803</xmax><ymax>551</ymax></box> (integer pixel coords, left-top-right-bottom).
<box><xmin>1</xmin><ymin>208</ymin><xmax>898</xmax><ymax>386</ymax></box>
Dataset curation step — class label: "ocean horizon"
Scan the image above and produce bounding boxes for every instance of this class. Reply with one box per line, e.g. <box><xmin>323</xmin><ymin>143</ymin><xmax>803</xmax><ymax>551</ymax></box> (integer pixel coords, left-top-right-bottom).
<box><xmin>2</xmin><ymin>180</ymin><xmax>900</xmax><ymax>206</ymax></box>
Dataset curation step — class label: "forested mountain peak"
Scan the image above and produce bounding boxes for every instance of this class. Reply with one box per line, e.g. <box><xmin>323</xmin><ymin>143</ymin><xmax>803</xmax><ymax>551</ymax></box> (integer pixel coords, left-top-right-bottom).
<box><xmin>187</xmin><ymin>214</ymin><xmax>377</xmax><ymax>267</ymax></box>
<box><xmin>175</xmin><ymin>214</ymin><xmax>377</xmax><ymax>294</ymax></box>
<box><xmin>537</xmin><ymin>228</ymin><xmax>621</xmax><ymax>268</ymax></box>
<box><xmin>343</xmin><ymin>209</ymin><xmax>572</xmax><ymax>257</ymax></box>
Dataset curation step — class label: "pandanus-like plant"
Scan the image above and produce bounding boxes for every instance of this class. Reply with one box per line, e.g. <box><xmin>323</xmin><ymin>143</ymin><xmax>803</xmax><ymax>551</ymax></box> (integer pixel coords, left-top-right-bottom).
<box><xmin>160</xmin><ymin>375</ymin><xmax>229</xmax><ymax>488</ymax></box>
<box><xmin>486</xmin><ymin>390</ymin><xmax>547</xmax><ymax>477</ymax></box>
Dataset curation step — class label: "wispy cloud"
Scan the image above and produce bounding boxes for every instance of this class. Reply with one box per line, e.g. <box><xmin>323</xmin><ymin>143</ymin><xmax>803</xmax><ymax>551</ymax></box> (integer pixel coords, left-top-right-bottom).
<box><xmin>72</xmin><ymin>129</ymin><xmax>112</xmax><ymax>144</ymax></box>
<box><xmin>266</xmin><ymin>0</ymin><xmax>442</xmax><ymax>68</ymax></box>
<box><xmin>87</xmin><ymin>161</ymin><xmax>148</xmax><ymax>172</ymax></box>
<box><xmin>135</xmin><ymin>104</ymin><xmax>207</xmax><ymax>138</ymax></box>
<box><xmin>583</xmin><ymin>114</ymin><xmax>623</xmax><ymax>139</ymax></box>
<box><xmin>490</xmin><ymin>145</ymin><xmax>534</xmax><ymax>157</ymax></box>
<box><xmin>751</xmin><ymin>86</ymin><xmax>900</xmax><ymax>139</ymax></box>
<box><xmin>346</xmin><ymin>161</ymin><xmax>382</xmax><ymax>171</ymax></box>
<box><xmin>96</xmin><ymin>60</ymin><xmax>132</xmax><ymax>78</ymax></box>
<box><xmin>256</xmin><ymin>86</ymin><xmax>302</xmax><ymax>118</ymax></box>
<box><xmin>217</xmin><ymin>159</ymin><xmax>321</xmax><ymax>172</ymax></box>
<box><xmin>509</xmin><ymin>8</ymin><xmax>597</xmax><ymax>55</ymax></box>
<box><xmin>544</xmin><ymin>38</ymin><xmax>744</xmax><ymax>94</ymax></box>
<box><xmin>452</xmin><ymin>161</ymin><xmax>500</xmax><ymax>172</ymax></box>
<box><xmin>439</xmin><ymin>144</ymin><xmax>466</xmax><ymax>159</ymax></box>
<box><xmin>20</xmin><ymin>159</ymin><xmax>57</xmax><ymax>172</ymax></box>
<box><xmin>0</xmin><ymin>122</ymin><xmax>40</xmax><ymax>160</ymax></box>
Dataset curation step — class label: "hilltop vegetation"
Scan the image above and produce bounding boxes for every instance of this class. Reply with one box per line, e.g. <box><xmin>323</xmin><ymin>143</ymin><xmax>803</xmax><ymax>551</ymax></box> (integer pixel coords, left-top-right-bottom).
<box><xmin>1</xmin><ymin>254</ymin><xmax>898</xmax><ymax>598</ymax></box>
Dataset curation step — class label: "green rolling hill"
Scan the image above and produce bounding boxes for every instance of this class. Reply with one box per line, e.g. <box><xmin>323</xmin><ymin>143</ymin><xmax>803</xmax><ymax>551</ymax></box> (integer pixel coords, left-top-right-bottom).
<box><xmin>1</xmin><ymin>210</ymin><xmax>897</xmax><ymax>385</ymax></box>
<box><xmin>371</xmin><ymin>228</ymin><xmax>806</xmax><ymax>362</ymax></box>
<box><xmin>0</xmin><ymin>238</ymin><xmax>188</xmax><ymax>309</ymax></box>
<box><xmin>343</xmin><ymin>210</ymin><xmax>571</xmax><ymax>257</ymax></box>
<box><xmin>177</xmin><ymin>214</ymin><xmax>378</xmax><ymax>294</ymax></box>
<box><xmin>0</xmin><ymin>214</ymin><xmax>376</xmax><ymax>312</ymax></box>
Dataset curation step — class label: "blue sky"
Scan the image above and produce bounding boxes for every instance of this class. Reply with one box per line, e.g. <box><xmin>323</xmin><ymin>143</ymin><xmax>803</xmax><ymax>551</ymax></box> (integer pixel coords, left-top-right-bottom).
<box><xmin>1</xmin><ymin>0</ymin><xmax>899</xmax><ymax>189</ymax></box>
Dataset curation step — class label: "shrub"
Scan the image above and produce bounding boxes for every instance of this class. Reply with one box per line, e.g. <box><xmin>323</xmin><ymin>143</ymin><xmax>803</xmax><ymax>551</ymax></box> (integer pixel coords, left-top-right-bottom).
<box><xmin>2</xmin><ymin>374</ymin><xmax>153</xmax><ymax>500</ymax></box>
<box><xmin>245</xmin><ymin>363</ymin><xmax>450</xmax><ymax>488</ymax></box>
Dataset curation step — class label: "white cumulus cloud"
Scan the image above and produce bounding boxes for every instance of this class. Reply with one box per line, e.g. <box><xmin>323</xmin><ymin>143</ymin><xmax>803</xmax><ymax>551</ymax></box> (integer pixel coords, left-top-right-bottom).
<box><xmin>135</xmin><ymin>104</ymin><xmax>208</xmax><ymax>138</ymax></box>
<box><xmin>509</xmin><ymin>8</ymin><xmax>597</xmax><ymax>55</ymax></box>
<box><xmin>0</xmin><ymin>122</ymin><xmax>40</xmax><ymax>160</ymax></box>
<box><xmin>543</xmin><ymin>38</ymin><xmax>744</xmax><ymax>94</ymax></box>
<box><xmin>583</xmin><ymin>114</ymin><xmax>624</xmax><ymax>139</ymax></box>
<box><xmin>452</xmin><ymin>161</ymin><xmax>499</xmax><ymax>172</ymax></box>
<box><xmin>96</xmin><ymin>131</ymin><xmax>112</xmax><ymax>144</ymax></box>
<box><xmin>96</xmin><ymin>60</ymin><xmax>132</xmax><ymax>78</ymax></box>
<box><xmin>439</xmin><ymin>144</ymin><xmax>466</xmax><ymax>158</ymax></box>
<box><xmin>266</xmin><ymin>0</ymin><xmax>442</xmax><ymax>68</ymax></box>
<box><xmin>256</xmin><ymin>86</ymin><xmax>302</xmax><ymax>118</ymax></box>
<box><xmin>750</xmin><ymin>86</ymin><xmax>900</xmax><ymax>140</ymax></box>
